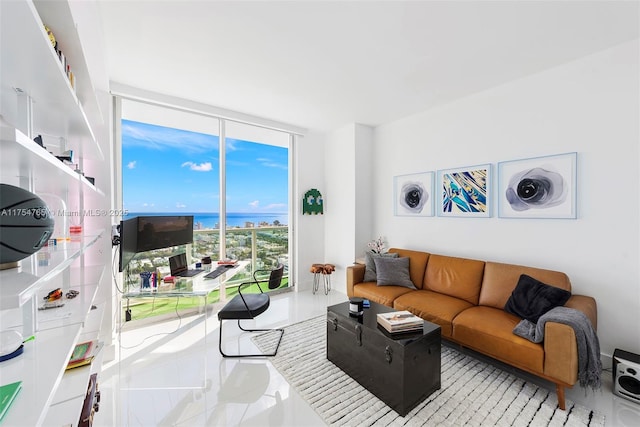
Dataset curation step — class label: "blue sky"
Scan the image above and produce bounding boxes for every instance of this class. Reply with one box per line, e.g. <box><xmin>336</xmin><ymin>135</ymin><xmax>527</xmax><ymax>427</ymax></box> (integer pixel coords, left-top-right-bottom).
<box><xmin>122</xmin><ymin>119</ymin><xmax>288</xmax><ymax>213</ymax></box>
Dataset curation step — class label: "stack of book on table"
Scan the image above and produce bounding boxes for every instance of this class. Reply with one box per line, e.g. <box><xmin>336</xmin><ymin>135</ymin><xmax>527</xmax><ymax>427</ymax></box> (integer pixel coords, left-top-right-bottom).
<box><xmin>377</xmin><ymin>311</ymin><xmax>424</xmax><ymax>334</ymax></box>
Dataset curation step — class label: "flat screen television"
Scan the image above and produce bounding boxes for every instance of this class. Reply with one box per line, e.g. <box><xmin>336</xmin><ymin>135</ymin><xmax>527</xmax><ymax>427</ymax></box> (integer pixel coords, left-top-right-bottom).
<box><xmin>118</xmin><ymin>215</ymin><xmax>194</xmax><ymax>272</ymax></box>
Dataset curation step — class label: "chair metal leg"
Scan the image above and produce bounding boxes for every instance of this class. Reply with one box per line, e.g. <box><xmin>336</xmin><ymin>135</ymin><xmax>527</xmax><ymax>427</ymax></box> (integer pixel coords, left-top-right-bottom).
<box><xmin>219</xmin><ymin>318</ymin><xmax>284</xmax><ymax>358</ymax></box>
<box><xmin>323</xmin><ymin>273</ymin><xmax>331</xmax><ymax>295</ymax></box>
<box><xmin>312</xmin><ymin>273</ymin><xmax>320</xmax><ymax>294</ymax></box>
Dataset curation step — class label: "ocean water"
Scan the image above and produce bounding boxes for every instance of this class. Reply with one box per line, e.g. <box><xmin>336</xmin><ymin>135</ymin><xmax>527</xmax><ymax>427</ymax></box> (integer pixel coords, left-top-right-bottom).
<box><xmin>124</xmin><ymin>212</ymin><xmax>288</xmax><ymax>229</ymax></box>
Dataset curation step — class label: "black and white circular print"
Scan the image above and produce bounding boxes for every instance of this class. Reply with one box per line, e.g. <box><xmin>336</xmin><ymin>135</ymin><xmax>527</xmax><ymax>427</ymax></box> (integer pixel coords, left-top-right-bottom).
<box><xmin>498</xmin><ymin>153</ymin><xmax>576</xmax><ymax>219</ymax></box>
<box><xmin>394</xmin><ymin>172</ymin><xmax>434</xmax><ymax>216</ymax></box>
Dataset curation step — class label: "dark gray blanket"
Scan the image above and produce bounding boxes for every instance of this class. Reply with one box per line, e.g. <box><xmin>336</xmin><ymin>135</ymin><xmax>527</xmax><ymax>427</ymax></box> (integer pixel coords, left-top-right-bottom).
<box><xmin>513</xmin><ymin>306</ymin><xmax>602</xmax><ymax>390</ymax></box>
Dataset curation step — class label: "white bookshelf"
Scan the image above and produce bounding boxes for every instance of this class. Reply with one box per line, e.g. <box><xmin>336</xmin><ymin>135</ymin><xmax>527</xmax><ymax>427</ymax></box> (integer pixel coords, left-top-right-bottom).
<box><xmin>0</xmin><ymin>323</ymin><xmax>82</xmax><ymax>426</ymax></box>
<box><xmin>0</xmin><ymin>291</ymin><xmax>104</xmax><ymax>426</ymax></box>
<box><xmin>0</xmin><ymin>0</ymin><xmax>102</xmax><ymax>160</ymax></box>
<box><xmin>44</xmin><ymin>304</ymin><xmax>106</xmax><ymax>427</ymax></box>
<box><xmin>0</xmin><ymin>233</ymin><xmax>102</xmax><ymax>310</ymax></box>
<box><xmin>0</xmin><ymin>122</ymin><xmax>106</xmax><ymax>202</ymax></box>
<box><xmin>0</xmin><ymin>0</ymin><xmax>110</xmax><ymax>425</ymax></box>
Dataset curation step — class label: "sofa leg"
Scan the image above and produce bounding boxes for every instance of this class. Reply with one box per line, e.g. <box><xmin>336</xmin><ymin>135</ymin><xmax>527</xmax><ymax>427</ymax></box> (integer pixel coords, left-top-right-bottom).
<box><xmin>556</xmin><ymin>384</ymin><xmax>566</xmax><ymax>410</ymax></box>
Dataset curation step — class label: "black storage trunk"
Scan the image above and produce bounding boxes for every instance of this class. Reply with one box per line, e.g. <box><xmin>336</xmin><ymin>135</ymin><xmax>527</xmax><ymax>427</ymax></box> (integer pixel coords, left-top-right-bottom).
<box><xmin>327</xmin><ymin>301</ymin><xmax>441</xmax><ymax>416</ymax></box>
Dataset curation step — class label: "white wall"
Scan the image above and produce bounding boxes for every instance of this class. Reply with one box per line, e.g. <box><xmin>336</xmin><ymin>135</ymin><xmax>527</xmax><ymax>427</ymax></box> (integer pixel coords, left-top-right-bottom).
<box><xmin>295</xmin><ymin>131</ymin><xmax>326</xmax><ymax>291</ymax></box>
<box><xmin>372</xmin><ymin>40</ymin><xmax>639</xmax><ymax>357</ymax></box>
<box><xmin>354</xmin><ymin>124</ymin><xmax>374</xmax><ymax>264</ymax></box>
<box><xmin>319</xmin><ymin>124</ymin><xmax>372</xmax><ymax>293</ymax></box>
<box><xmin>324</xmin><ymin>125</ymin><xmax>357</xmax><ymax>293</ymax></box>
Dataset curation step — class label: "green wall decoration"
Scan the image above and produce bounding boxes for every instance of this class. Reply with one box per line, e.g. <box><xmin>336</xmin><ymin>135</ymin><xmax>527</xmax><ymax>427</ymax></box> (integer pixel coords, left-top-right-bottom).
<box><xmin>303</xmin><ymin>188</ymin><xmax>324</xmax><ymax>215</ymax></box>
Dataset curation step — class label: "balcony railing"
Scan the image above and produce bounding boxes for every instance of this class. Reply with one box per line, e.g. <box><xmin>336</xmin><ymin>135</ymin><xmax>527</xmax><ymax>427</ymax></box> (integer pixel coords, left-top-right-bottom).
<box><xmin>193</xmin><ymin>225</ymin><xmax>289</xmax><ymax>282</ymax></box>
<box><xmin>122</xmin><ymin>225</ymin><xmax>289</xmax><ymax>319</ymax></box>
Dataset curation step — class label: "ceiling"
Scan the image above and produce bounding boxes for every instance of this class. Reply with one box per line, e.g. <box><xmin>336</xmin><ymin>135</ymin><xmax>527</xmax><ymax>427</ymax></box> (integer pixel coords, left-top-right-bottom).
<box><xmin>97</xmin><ymin>1</ymin><xmax>639</xmax><ymax>133</ymax></box>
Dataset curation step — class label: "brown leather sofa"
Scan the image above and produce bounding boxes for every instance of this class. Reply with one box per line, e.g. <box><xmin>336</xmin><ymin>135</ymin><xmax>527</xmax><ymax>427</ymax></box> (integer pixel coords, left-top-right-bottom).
<box><xmin>346</xmin><ymin>248</ymin><xmax>598</xmax><ymax>410</ymax></box>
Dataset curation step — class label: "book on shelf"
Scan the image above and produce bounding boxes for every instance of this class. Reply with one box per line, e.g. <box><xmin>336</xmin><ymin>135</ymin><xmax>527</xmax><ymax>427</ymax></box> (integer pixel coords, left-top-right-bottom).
<box><xmin>0</xmin><ymin>381</ymin><xmax>22</xmax><ymax>422</ymax></box>
<box><xmin>66</xmin><ymin>340</ymin><xmax>100</xmax><ymax>370</ymax></box>
<box><xmin>377</xmin><ymin>311</ymin><xmax>423</xmax><ymax>333</ymax></box>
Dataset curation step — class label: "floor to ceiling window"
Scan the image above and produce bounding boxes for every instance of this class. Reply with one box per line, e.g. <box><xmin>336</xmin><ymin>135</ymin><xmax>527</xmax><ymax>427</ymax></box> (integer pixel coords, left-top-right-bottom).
<box><xmin>224</xmin><ymin>121</ymin><xmax>290</xmax><ymax>279</ymax></box>
<box><xmin>116</xmin><ymin>97</ymin><xmax>292</xmax><ymax>321</ymax></box>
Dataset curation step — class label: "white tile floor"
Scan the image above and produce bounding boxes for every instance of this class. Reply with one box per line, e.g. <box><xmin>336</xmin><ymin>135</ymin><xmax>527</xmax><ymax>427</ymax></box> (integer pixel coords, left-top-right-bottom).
<box><xmin>94</xmin><ymin>289</ymin><xmax>640</xmax><ymax>427</ymax></box>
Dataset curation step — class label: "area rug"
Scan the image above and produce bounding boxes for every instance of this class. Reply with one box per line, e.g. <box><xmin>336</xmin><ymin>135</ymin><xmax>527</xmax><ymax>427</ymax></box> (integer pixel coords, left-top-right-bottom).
<box><xmin>253</xmin><ymin>315</ymin><xmax>605</xmax><ymax>427</ymax></box>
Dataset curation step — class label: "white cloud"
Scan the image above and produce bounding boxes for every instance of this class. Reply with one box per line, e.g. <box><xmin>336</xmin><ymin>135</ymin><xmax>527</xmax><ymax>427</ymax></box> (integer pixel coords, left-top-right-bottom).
<box><xmin>127</xmin><ymin>161</ymin><xmax>137</xmax><ymax>169</ymax></box>
<box><xmin>265</xmin><ymin>203</ymin><xmax>286</xmax><ymax>210</ymax></box>
<box><xmin>257</xmin><ymin>157</ymin><xmax>287</xmax><ymax>170</ymax></box>
<box><xmin>121</xmin><ymin>122</ymin><xmax>217</xmax><ymax>153</ymax></box>
<box><xmin>181</xmin><ymin>161</ymin><xmax>213</xmax><ymax>172</ymax></box>
<box><xmin>249</xmin><ymin>200</ymin><xmax>260</xmax><ymax>208</ymax></box>
<box><xmin>176</xmin><ymin>203</ymin><xmax>186</xmax><ymax>208</ymax></box>
<box><xmin>226</xmin><ymin>139</ymin><xmax>239</xmax><ymax>151</ymax></box>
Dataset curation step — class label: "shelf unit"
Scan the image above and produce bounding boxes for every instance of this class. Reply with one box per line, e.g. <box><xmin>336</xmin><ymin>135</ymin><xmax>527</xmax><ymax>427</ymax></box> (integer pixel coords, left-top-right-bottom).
<box><xmin>0</xmin><ymin>263</ymin><xmax>104</xmax><ymax>426</ymax></box>
<box><xmin>0</xmin><ymin>233</ymin><xmax>102</xmax><ymax>311</ymax></box>
<box><xmin>0</xmin><ymin>0</ymin><xmax>102</xmax><ymax>160</ymax></box>
<box><xmin>0</xmin><ymin>0</ymin><xmax>111</xmax><ymax>425</ymax></box>
<box><xmin>0</xmin><ymin>123</ymin><xmax>97</xmax><ymax>194</ymax></box>
<box><xmin>44</xmin><ymin>302</ymin><xmax>106</xmax><ymax>426</ymax></box>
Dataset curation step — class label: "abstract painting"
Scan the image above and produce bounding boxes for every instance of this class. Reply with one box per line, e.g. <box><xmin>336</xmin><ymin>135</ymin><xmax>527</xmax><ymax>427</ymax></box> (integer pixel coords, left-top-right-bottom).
<box><xmin>394</xmin><ymin>172</ymin><xmax>434</xmax><ymax>217</ymax></box>
<box><xmin>437</xmin><ymin>164</ymin><xmax>491</xmax><ymax>217</ymax></box>
<box><xmin>498</xmin><ymin>152</ymin><xmax>576</xmax><ymax>219</ymax></box>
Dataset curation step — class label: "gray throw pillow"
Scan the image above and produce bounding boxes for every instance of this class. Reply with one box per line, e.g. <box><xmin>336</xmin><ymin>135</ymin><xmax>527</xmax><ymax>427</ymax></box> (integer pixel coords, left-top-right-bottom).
<box><xmin>364</xmin><ymin>251</ymin><xmax>398</xmax><ymax>282</ymax></box>
<box><xmin>373</xmin><ymin>256</ymin><xmax>416</xmax><ymax>289</ymax></box>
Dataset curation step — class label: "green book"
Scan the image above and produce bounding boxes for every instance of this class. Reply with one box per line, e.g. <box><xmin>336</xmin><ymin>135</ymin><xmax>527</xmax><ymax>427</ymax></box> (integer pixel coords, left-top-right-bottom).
<box><xmin>0</xmin><ymin>381</ymin><xmax>22</xmax><ymax>423</ymax></box>
<box><xmin>69</xmin><ymin>341</ymin><xmax>94</xmax><ymax>364</ymax></box>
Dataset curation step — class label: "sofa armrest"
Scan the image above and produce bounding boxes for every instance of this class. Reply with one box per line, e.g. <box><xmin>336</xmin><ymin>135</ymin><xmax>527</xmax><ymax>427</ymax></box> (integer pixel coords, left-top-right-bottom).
<box><xmin>543</xmin><ymin>323</ymin><xmax>579</xmax><ymax>384</ymax></box>
<box><xmin>564</xmin><ymin>294</ymin><xmax>597</xmax><ymax>330</ymax></box>
<box><xmin>346</xmin><ymin>264</ymin><xmax>365</xmax><ymax>298</ymax></box>
<box><xmin>543</xmin><ymin>294</ymin><xmax>598</xmax><ymax>385</ymax></box>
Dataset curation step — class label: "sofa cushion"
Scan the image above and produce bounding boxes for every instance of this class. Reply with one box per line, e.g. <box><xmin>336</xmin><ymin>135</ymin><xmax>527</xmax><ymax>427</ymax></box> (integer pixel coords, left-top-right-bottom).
<box><xmin>352</xmin><ymin>282</ymin><xmax>415</xmax><ymax>307</ymax></box>
<box><xmin>388</xmin><ymin>248</ymin><xmax>430</xmax><ymax>290</ymax></box>
<box><xmin>479</xmin><ymin>261</ymin><xmax>571</xmax><ymax>309</ymax></box>
<box><xmin>363</xmin><ymin>251</ymin><xmax>398</xmax><ymax>282</ymax></box>
<box><xmin>452</xmin><ymin>306</ymin><xmax>544</xmax><ymax>374</ymax></box>
<box><xmin>504</xmin><ymin>274</ymin><xmax>572</xmax><ymax>323</ymax></box>
<box><xmin>394</xmin><ymin>290</ymin><xmax>473</xmax><ymax>338</ymax></box>
<box><xmin>374</xmin><ymin>257</ymin><xmax>416</xmax><ymax>289</ymax></box>
<box><xmin>422</xmin><ymin>254</ymin><xmax>485</xmax><ymax>305</ymax></box>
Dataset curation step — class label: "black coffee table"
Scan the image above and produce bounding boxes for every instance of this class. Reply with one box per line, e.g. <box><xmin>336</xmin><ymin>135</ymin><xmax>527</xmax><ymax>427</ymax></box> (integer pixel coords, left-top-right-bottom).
<box><xmin>326</xmin><ymin>301</ymin><xmax>441</xmax><ymax>416</ymax></box>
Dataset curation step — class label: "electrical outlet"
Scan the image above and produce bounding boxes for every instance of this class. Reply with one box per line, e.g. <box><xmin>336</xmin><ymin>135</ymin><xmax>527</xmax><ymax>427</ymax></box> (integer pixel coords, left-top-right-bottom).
<box><xmin>111</xmin><ymin>224</ymin><xmax>120</xmax><ymax>246</ymax></box>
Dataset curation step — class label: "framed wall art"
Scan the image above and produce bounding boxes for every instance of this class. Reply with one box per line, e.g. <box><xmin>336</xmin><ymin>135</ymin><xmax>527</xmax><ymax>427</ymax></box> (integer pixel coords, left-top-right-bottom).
<box><xmin>394</xmin><ymin>172</ymin><xmax>434</xmax><ymax>217</ymax></box>
<box><xmin>302</xmin><ymin>188</ymin><xmax>324</xmax><ymax>215</ymax></box>
<box><xmin>498</xmin><ymin>152</ymin><xmax>577</xmax><ymax>219</ymax></box>
<box><xmin>437</xmin><ymin>164</ymin><xmax>491</xmax><ymax>217</ymax></box>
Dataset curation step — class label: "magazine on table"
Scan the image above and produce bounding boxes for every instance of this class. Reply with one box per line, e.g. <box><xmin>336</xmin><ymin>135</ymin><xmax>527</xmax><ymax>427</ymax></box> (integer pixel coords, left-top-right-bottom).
<box><xmin>377</xmin><ymin>310</ymin><xmax>423</xmax><ymax>333</ymax></box>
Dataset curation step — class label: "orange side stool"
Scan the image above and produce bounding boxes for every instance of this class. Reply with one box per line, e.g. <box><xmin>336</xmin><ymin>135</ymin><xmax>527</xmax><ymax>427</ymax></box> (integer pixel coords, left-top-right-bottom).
<box><xmin>311</xmin><ymin>263</ymin><xmax>334</xmax><ymax>295</ymax></box>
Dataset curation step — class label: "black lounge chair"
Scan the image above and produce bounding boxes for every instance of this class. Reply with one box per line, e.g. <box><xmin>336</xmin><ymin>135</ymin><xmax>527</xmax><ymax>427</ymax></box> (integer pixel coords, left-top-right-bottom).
<box><xmin>217</xmin><ymin>263</ymin><xmax>285</xmax><ymax>357</ymax></box>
